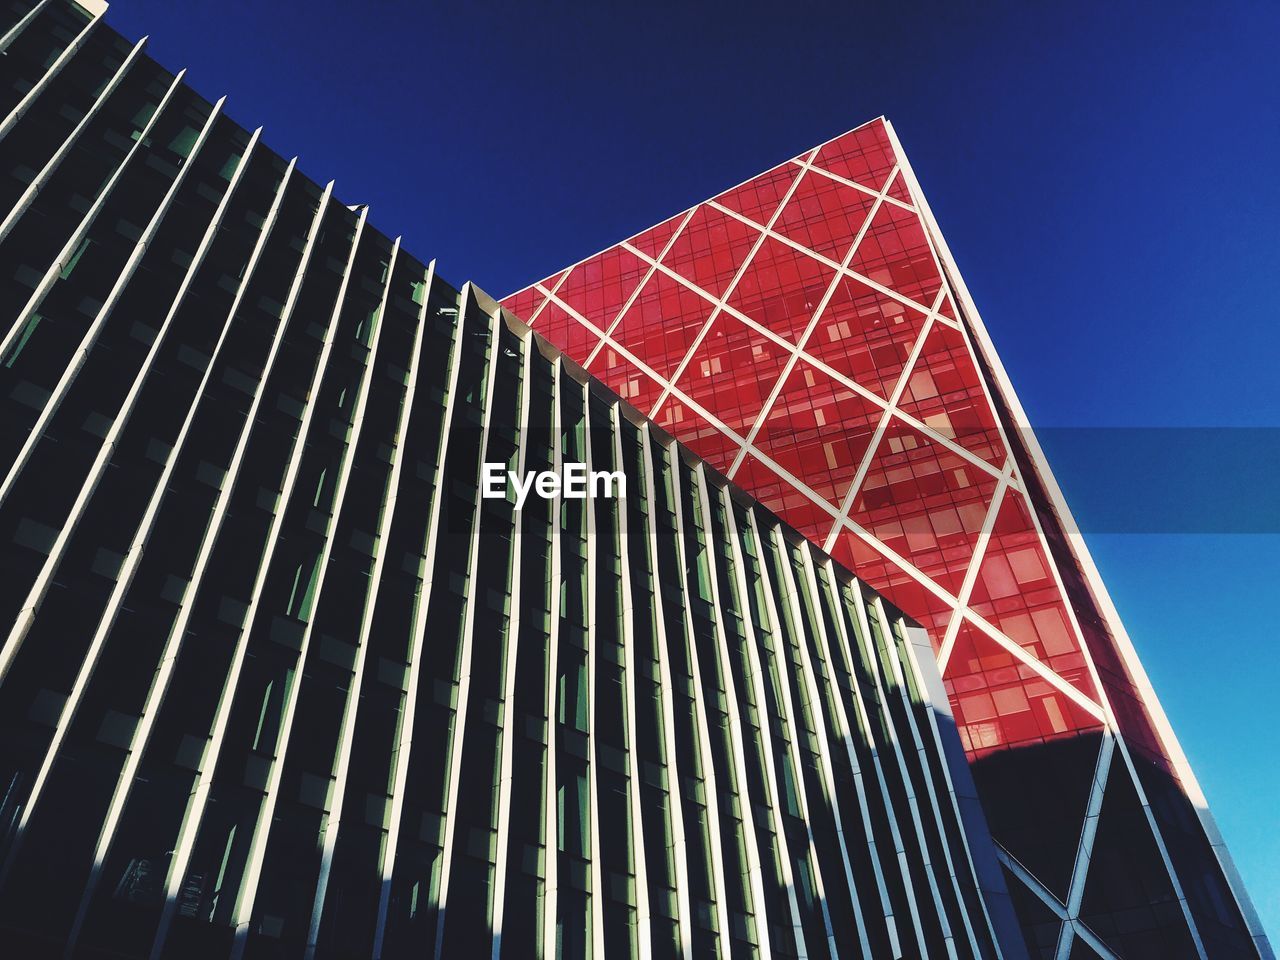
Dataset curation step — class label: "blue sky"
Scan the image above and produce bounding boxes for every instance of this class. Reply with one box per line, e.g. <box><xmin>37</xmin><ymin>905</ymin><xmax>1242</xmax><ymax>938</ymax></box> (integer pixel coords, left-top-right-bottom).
<box><xmin>106</xmin><ymin>0</ymin><xmax>1280</xmax><ymax>939</ymax></box>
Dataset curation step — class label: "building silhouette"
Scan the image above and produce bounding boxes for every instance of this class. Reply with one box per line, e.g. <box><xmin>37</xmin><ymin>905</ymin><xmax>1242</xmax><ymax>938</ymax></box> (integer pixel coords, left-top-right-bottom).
<box><xmin>0</xmin><ymin>1</ymin><xmax>1270</xmax><ymax>958</ymax></box>
<box><xmin>0</xmin><ymin>2</ymin><xmax>1034</xmax><ymax>958</ymax></box>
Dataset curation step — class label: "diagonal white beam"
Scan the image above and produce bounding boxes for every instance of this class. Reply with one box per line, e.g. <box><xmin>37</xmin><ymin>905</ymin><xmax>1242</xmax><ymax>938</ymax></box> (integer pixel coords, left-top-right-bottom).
<box><xmin>0</xmin><ymin>93</ymin><xmax>228</xmax><ymax>680</ymax></box>
<box><xmin>369</xmin><ymin>279</ymin><xmax>469</xmax><ymax>960</ymax></box>
<box><xmin>1053</xmin><ymin>733</ymin><xmax>1115</xmax><ymax>960</ymax></box>
<box><xmin>693</xmin><ymin>465</ymin><xmax>776</xmax><ymax>959</ymax></box>
<box><xmin>790</xmin><ymin>156</ymin><xmax>915</xmax><ymax>213</ymax></box>
<box><xmin>0</xmin><ymin>123</ymin><xmax>262</xmax><ymax>891</ymax></box>
<box><xmin>488</xmin><ymin>318</ymin><xmax>536</xmax><ymax>960</ymax></box>
<box><xmin>305</xmin><ymin>260</ymin><xmax>440</xmax><ymax>959</ymax></box>
<box><xmin>534</xmin><ymin>266</ymin><xmax>1006</xmax><ymax>500</ymax></box>
<box><xmin>0</xmin><ymin>32</ymin><xmax>148</xmax><ymax>245</ymax></box>
<box><xmin>665</xmin><ymin>441</ymin><xmax>735</xmax><ymax>957</ymax></box>
<box><xmin>821</xmin><ymin>292</ymin><xmax>947</xmax><ymax>555</ymax></box>
<box><xmin>718</xmin><ymin>489</ymin><xmax>813</xmax><ymax>958</ymax></box>
<box><xmin>0</xmin><ymin>3</ymin><xmax>102</xmax><ymax>141</ymax></box>
<box><xmin>746</xmin><ymin>512</ymin><xmax>841</xmax><ymax>958</ymax></box>
<box><xmin>147</xmin><ymin>183</ymin><xmax>349</xmax><ymax>960</ymax></box>
<box><xmin>228</xmin><ymin>237</ymin><xmax>405</xmax><ymax>959</ymax></box>
<box><xmin>58</xmin><ymin>157</ymin><xmax>308</xmax><ymax>956</ymax></box>
<box><xmin>885</xmin><ymin>118</ymin><xmax>1233</xmax><ymax>959</ymax></box>
<box><xmin>636</xmin><ymin>423</ymin><xmax>696</xmax><ymax>959</ymax></box>
<box><xmin>996</xmin><ymin>848</ymin><xmax>1119</xmax><ymax>960</ymax></box>
<box><xmin>0</xmin><ymin>0</ymin><xmax>53</xmax><ymax>53</ymax></box>
<box><xmin>0</xmin><ymin>65</ymin><xmax>188</xmax><ymax>367</ymax></box>
<box><xmin>431</xmin><ymin>302</ymin><xmax>506</xmax><ymax>960</ymax></box>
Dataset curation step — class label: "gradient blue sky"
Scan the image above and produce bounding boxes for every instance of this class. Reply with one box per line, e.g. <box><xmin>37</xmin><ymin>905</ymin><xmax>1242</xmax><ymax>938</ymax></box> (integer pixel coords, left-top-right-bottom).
<box><xmin>105</xmin><ymin>0</ymin><xmax>1280</xmax><ymax>939</ymax></box>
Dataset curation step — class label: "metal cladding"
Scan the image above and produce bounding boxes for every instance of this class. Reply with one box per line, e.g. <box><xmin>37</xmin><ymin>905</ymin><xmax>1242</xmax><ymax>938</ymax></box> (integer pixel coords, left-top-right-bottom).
<box><xmin>0</xmin><ymin>2</ymin><xmax>1044</xmax><ymax>958</ymax></box>
<box><xmin>498</xmin><ymin>111</ymin><xmax>1272</xmax><ymax>960</ymax></box>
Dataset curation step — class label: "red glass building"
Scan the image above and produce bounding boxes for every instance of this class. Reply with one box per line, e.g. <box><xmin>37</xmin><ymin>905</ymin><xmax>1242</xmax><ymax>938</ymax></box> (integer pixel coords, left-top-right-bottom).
<box><xmin>502</xmin><ymin>118</ymin><xmax>1272</xmax><ymax>959</ymax></box>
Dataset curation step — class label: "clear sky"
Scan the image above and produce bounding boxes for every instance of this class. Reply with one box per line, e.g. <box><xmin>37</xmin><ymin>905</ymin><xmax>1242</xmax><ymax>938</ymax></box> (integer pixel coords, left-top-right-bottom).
<box><xmin>104</xmin><ymin>0</ymin><xmax>1280</xmax><ymax>940</ymax></box>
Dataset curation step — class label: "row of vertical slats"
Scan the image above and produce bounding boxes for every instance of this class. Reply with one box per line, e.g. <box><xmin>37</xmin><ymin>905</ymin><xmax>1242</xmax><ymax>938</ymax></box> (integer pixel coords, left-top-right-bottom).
<box><xmin>0</xmin><ymin>4</ymin><xmax>1017</xmax><ymax>957</ymax></box>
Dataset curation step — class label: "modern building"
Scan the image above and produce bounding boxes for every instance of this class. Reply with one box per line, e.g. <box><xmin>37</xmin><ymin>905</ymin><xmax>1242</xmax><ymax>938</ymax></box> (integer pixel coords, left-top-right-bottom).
<box><xmin>0</xmin><ymin>2</ymin><xmax>1040</xmax><ymax>959</ymax></box>
<box><xmin>500</xmin><ymin>115</ymin><xmax>1273</xmax><ymax>959</ymax></box>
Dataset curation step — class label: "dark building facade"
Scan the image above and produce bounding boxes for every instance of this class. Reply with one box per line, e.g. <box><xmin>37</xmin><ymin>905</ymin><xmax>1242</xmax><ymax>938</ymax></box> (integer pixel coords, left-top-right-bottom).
<box><xmin>0</xmin><ymin>2</ymin><xmax>1033</xmax><ymax>958</ymax></box>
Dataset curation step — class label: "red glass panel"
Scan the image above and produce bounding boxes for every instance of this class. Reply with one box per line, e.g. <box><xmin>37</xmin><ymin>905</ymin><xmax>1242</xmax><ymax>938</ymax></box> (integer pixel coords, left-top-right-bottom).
<box><xmin>848</xmin><ymin>416</ymin><xmax>998</xmax><ymax>594</ymax></box>
<box><xmin>503</xmin><ymin>284</ymin><xmax>546</xmax><ymax>325</ymax></box>
<box><xmin>555</xmin><ymin>247</ymin><xmax>650</xmax><ymax>331</ymax></box>
<box><xmin>773</xmin><ymin>168</ymin><xmax>877</xmax><ymax>262</ymax></box>
<box><xmin>726</xmin><ymin>234</ymin><xmax>835</xmax><ymax>344</ymax></box>
<box><xmin>735</xmin><ymin>451</ymin><xmax>836</xmax><ymax>543</ymax></box>
<box><xmin>712</xmin><ymin>160</ymin><xmax>804</xmax><ymax>226</ymax></box>
<box><xmin>886</xmin><ymin>169</ymin><xmax>913</xmax><ymax>205</ymax></box>
<box><xmin>896</xmin><ymin>321</ymin><xmax>1006</xmax><ymax>466</ymax></box>
<box><xmin>811</xmin><ymin>119</ymin><xmax>898</xmax><ymax>193</ymax></box>
<box><xmin>806</xmin><ymin>274</ymin><xmax>930</xmax><ymax>400</ymax></box>
<box><xmin>754</xmin><ymin>359</ymin><xmax>881</xmax><ymax>510</ymax></box>
<box><xmin>627</xmin><ymin>210</ymin><xmax>689</xmax><ymax>260</ymax></box>
<box><xmin>500</xmin><ymin>120</ymin><xmax>1192</xmax><ymax>812</ymax></box>
<box><xmin>657</xmin><ymin>398</ymin><xmax>739</xmax><ymax>474</ymax></box>
<box><xmin>732</xmin><ymin>452</ymin><xmax>790</xmax><ymax>515</ymax></box>
<box><xmin>531</xmin><ymin>299</ymin><xmax>600</xmax><ymax>367</ymax></box>
<box><xmin>1072</xmin><ymin>615</ymin><xmax>1171</xmax><ymax>771</ymax></box>
<box><xmin>879</xmin><ymin>576</ymin><xmax>956</xmax><ymax>639</ymax></box>
<box><xmin>968</xmin><ymin>491</ymin><xmax>1101</xmax><ymax>704</ymax></box>
<box><xmin>592</xmin><ymin>342</ymin><xmax>665</xmax><ymax>416</ymax></box>
<box><xmin>848</xmin><ymin>200</ymin><xmax>943</xmax><ymax>309</ymax></box>
<box><xmin>491</xmin><ymin>124</ymin><xmax>1245</xmax><ymax>954</ymax></box>
<box><xmin>945</xmin><ymin>621</ymin><xmax>1104</xmax><ymax>759</ymax></box>
<box><xmin>831</xmin><ymin>531</ymin><xmax>958</xmax><ymax>638</ymax></box>
<box><xmin>611</xmin><ymin>271</ymin><xmax>714</xmax><ymax>379</ymax></box>
<box><xmin>661</xmin><ymin>204</ymin><xmax>761</xmax><ymax>299</ymax></box>
<box><xmin>829</xmin><ymin>524</ymin><xmax>884</xmax><ymax>573</ymax></box>
<box><xmin>673</xmin><ymin>313</ymin><xmax>791</xmax><ymax>438</ymax></box>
